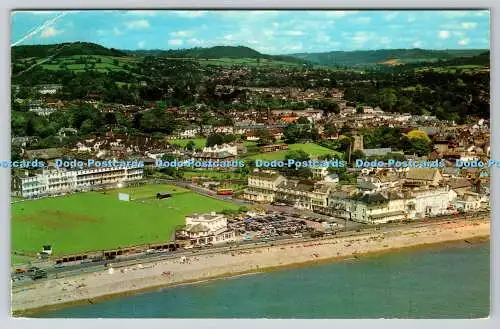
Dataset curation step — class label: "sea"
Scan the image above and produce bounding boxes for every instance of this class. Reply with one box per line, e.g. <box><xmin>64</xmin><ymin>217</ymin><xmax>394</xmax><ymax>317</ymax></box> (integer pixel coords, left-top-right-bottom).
<box><xmin>38</xmin><ymin>241</ymin><xmax>490</xmax><ymax>319</ymax></box>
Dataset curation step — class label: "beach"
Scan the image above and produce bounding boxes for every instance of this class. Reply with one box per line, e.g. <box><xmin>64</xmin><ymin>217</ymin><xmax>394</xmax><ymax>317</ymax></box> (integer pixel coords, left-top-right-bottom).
<box><xmin>12</xmin><ymin>218</ymin><xmax>490</xmax><ymax>316</ymax></box>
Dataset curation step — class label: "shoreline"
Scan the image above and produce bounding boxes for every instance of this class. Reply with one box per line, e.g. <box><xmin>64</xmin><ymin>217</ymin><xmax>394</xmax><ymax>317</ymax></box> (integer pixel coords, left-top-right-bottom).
<box><xmin>13</xmin><ymin>220</ymin><xmax>490</xmax><ymax>317</ymax></box>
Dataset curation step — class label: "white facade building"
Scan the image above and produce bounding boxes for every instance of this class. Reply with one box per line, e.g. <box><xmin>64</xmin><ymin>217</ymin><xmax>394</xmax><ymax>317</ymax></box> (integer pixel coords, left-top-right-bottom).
<box><xmin>408</xmin><ymin>188</ymin><xmax>457</xmax><ymax>218</ymax></box>
<box><xmin>453</xmin><ymin>192</ymin><xmax>482</xmax><ymax>212</ymax></box>
<box><xmin>202</xmin><ymin>144</ymin><xmax>238</xmax><ymax>156</ymax></box>
<box><xmin>181</xmin><ymin>212</ymin><xmax>236</xmax><ymax>246</ymax></box>
<box><xmin>37</xmin><ymin>84</ymin><xmax>62</xmax><ymax>95</ymax></box>
<box><xmin>177</xmin><ymin>127</ymin><xmax>200</xmax><ymax>138</ymax></box>
<box><xmin>29</xmin><ymin>107</ymin><xmax>57</xmax><ymax>116</ymax></box>
<box><xmin>17</xmin><ymin>166</ymin><xmax>143</xmax><ymax>198</ymax></box>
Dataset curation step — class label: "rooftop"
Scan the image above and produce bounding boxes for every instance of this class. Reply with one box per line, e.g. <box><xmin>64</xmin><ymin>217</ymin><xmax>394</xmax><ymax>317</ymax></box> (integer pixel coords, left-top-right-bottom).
<box><xmin>406</xmin><ymin>168</ymin><xmax>441</xmax><ymax>181</ymax></box>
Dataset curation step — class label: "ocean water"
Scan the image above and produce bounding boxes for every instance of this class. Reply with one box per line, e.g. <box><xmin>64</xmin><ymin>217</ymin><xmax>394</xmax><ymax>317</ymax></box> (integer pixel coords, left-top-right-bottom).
<box><xmin>38</xmin><ymin>242</ymin><xmax>490</xmax><ymax>319</ymax></box>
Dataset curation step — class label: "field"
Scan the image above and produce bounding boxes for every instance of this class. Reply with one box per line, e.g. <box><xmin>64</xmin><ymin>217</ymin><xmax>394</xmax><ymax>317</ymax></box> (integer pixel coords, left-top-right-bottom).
<box><xmin>196</xmin><ymin>57</ymin><xmax>304</xmax><ymax>67</ymax></box>
<box><xmin>245</xmin><ymin>143</ymin><xmax>336</xmax><ymax>161</ymax></box>
<box><xmin>35</xmin><ymin>55</ymin><xmax>137</xmax><ymax>73</ymax></box>
<box><xmin>11</xmin><ymin>184</ymin><xmax>238</xmax><ymax>256</ymax></box>
<box><xmin>169</xmin><ymin>138</ymin><xmax>207</xmax><ymax>149</ymax></box>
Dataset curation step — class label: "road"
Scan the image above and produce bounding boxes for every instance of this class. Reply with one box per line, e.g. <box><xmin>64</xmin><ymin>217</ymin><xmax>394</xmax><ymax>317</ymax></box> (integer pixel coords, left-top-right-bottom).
<box><xmin>12</xmin><ymin>211</ymin><xmax>489</xmax><ymax>288</ymax></box>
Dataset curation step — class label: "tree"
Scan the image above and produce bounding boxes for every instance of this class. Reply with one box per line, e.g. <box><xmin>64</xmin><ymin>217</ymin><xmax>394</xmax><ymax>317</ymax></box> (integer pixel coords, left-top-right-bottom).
<box><xmin>324</xmin><ymin>101</ymin><xmax>340</xmax><ymax>115</ymax></box>
<box><xmin>104</xmin><ymin>112</ymin><xmax>117</xmax><ymax>126</ymax></box>
<box><xmin>140</xmin><ymin>108</ymin><xmax>177</xmax><ymax>134</ymax></box>
<box><xmin>206</xmin><ymin>134</ymin><xmax>224</xmax><ymax>147</ymax></box>
<box><xmin>407</xmin><ymin>130</ymin><xmax>431</xmax><ymax>142</ymax></box>
<box><xmin>283</xmin><ymin>150</ymin><xmax>312</xmax><ymax>178</ymax></box>
<box><xmin>257</xmin><ymin>129</ymin><xmax>273</xmax><ymax>146</ymax></box>
<box><xmin>379</xmin><ymin>88</ymin><xmax>398</xmax><ymax>112</ymax></box>
<box><xmin>351</xmin><ymin>150</ymin><xmax>366</xmax><ymax>161</ymax></box>
<box><xmin>185</xmin><ymin>140</ymin><xmax>196</xmax><ymax>151</ymax></box>
<box><xmin>284</xmin><ymin>149</ymin><xmax>310</xmax><ymax>162</ymax></box>
<box><xmin>297</xmin><ymin>116</ymin><xmax>310</xmax><ymax>125</ymax></box>
<box><xmin>11</xmin><ymin>145</ymin><xmax>21</xmax><ymax>162</ymax></box>
<box><xmin>159</xmin><ymin>153</ymin><xmax>177</xmax><ymax>177</ymax></box>
<box><xmin>80</xmin><ymin>119</ymin><xmax>95</xmax><ymax>134</ymax></box>
<box><xmin>283</xmin><ymin>124</ymin><xmax>301</xmax><ymax>144</ymax></box>
<box><xmin>323</xmin><ymin>122</ymin><xmax>337</xmax><ymax>137</ymax></box>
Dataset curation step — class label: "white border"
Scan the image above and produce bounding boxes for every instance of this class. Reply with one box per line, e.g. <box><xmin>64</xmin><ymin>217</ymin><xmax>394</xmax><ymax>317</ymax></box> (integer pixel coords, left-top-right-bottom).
<box><xmin>1</xmin><ymin>1</ymin><xmax>498</xmax><ymax>328</ymax></box>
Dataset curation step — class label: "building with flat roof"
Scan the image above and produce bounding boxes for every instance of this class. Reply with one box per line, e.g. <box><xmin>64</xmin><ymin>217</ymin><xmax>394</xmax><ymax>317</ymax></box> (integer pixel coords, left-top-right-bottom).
<box><xmin>13</xmin><ymin>166</ymin><xmax>143</xmax><ymax>198</ymax></box>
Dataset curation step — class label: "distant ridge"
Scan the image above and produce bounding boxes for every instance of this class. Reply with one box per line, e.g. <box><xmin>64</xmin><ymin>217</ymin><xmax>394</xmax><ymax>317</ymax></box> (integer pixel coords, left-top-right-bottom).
<box><xmin>123</xmin><ymin>45</ymin><xmax>310</xmax><ymax>65</ymax></box>
<box><xmin>11</xmin><ymin>42</ymin><xmax>489</xmax><ymax>68</ymax></box>
<box><xmin>289</xmin><ymin>48</ymin><xmax>488</xmax><ymax>66</ymax></box>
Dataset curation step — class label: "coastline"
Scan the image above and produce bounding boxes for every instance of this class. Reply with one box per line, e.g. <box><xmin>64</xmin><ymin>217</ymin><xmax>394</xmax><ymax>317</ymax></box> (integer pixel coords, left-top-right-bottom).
<box><xmin>12</xmin><ymin>219</ymin><xmax>490</xmax><ymax>317</ymax></box>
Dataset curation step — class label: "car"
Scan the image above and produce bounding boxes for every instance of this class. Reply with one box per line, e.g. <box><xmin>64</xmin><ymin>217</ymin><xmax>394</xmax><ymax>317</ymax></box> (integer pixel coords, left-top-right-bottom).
<box><xmin>184</xmin><ymin>245</ymin><xmax>194</xmax><ymax>250</ymax></box>
<box><xmin>30</xmin><ymin>269</ymin><xmax>47</xmax><ymax>280</ymax></box>
<box><xmin>15</xmin><ymin>268</ymin><xmax>26</xmax><ymax>274</ymax></box>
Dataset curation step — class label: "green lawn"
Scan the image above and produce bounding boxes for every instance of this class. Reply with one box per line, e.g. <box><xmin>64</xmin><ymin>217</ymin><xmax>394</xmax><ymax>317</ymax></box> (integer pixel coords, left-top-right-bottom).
<box><xmin>11</xmin><ymin>254</ymin><xmax>36</xmax><ymax>266</ymax></box>
<box><xmin>11</xmin><ymin>184</ymin><xmax>238</xmax><ymax>256</ymax></box>
<box><xmin>245</xmin><ymin>143</ymin><xmax>338</xmax><ymax>160</ymax></box>
<box><xmin>170</xmin><ymin>138</ymin><xmax>207</xmax><ymax>149</ymax></box>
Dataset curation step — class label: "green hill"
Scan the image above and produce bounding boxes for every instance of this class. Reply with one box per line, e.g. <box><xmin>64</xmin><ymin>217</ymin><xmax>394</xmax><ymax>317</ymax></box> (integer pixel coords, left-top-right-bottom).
<box><xmin>290</xmin><ymin>48</ymin><xmax>488</xmax><ymax>67</ymax></box>
<box><xmin>11</xmin><ymin>42</ymin><xmax>128</xmax><ymax>61</ymax></box>
<box><xmin>124</xmin><ymin>45</ymin><xmax>310</xmax><ymax>65</ymax></box>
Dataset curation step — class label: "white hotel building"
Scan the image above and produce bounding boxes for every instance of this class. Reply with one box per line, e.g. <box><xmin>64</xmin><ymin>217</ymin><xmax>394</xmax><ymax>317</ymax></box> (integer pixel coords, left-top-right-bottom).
<box><xmin>179</xmin><ymin>212</ymin><xmax>236</xmax><ymax>246</ymax></box>
<box><xmin>15</xmin><ymin>166</ymin><xmax>143</xmax><ymax>198</ymax></box>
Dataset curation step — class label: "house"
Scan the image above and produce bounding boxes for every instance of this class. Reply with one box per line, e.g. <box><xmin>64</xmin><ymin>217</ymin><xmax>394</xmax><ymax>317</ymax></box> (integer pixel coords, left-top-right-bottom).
<box><xmin>202</xmin><ymin>144</ymin><xmax>238</xmax><ymax>156</ymax></box>
<box><xmin>407</xmin><ymin>187</ymin><xmax>456</xmax><ymax>218</ymax></box>
<box><xmin>245</xmin><ymin>132</ymin><xmax>260</xmax><ymax>141</ymax></box>
<box><xmin>260</xmin><ymin>144</ymin><xmax>289</xmax><ymax>153</ymax></box>
<box><xmin>348</xmin><ymin>192</ymin><xmax>407</xmax><ymax>224</ymax></box>
<box><xmin>442</xmin><ymin>167</ymin><xmax>460</xmax><ymax>178</ymax></box>
<box><xmin>177</xmin><ymin>212</ymin><xmax>236</xmax><ymax>246</ymax></box>
<box><xmin>361</xmin><ymin>106</ymin><xmax>374</xmax><ymax>114</ymax></box>
<box><xmin>176</xmin><ymin>126</ymin><xmax>200</xmax><ymax>139</ymax></box>
<box><xmin>275</xmin><ymin>180</ymin><xmax>334</xmax><ymax>212</ymax></box>
<box><xmin>24</xmin><ymin>148</ymin><xmax>65</xmax><ymax>165</ymax></box>
<box><xmin>363</xmin><ymin>148</ymin><xmax>393</xmax><ymax>158</ymax></box>
<box><xmin>58</xmin><ymin>128</ymin><xmax>78</xmax><ymax>138</ymax></box>
<box><xmin>356</xmin><ymin>173</ymin><xmax>400</xmax><ymax>193</ymax></box>
<box><xmin>404</xmin><ymin>168</ymin><xmax>443</xmax><ymax>187</ymax></box>
<box><xmin>453</xmin><ymin>192</ymin><xmax>482</xmax><ymax>212</ymax></box>
<box><xmin>324</xmin><ymin>173</ymin><xmax>340</xmax><ymax>184</ymax></box>
<box><xmin>243</xmin><ymin>170</ymin><xmax>286</xmax><ymax>202</ymax></box>
<box><xmin>311</xmin><ymin>166</ymin><xmax>329</xmax><ymax>179</ymax></box>
<box><xmin>29</xmin><ymin>107</ymin><xmax>57</xmax><ymax>116</ymax></box>
<box><xmin>36</xmin><ymin>84</ymin><xmax>63</xmax><ymax>95</ymax></box>
<box><xmin>447</xmin><ymin>178</ymin><xmax>472</xmax><ymax>195</ymax></box>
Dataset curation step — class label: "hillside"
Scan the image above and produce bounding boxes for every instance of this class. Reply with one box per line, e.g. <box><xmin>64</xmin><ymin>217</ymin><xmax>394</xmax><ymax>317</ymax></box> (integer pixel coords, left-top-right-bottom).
<box><xmin>11</xmin><ymin>42</ymin><xmax>128</xmax><ymax>61</ymax></box>
<box><xmin>436</xmin><ymin>50</ymin><xmax>490</xmax><ymax>66</ymax></box>
<box><xmin>124</xmin><ymin>45</ymin><xmax>310</xmax><ymax>65</ymax></box>
<box><xmin>290</xmin><ymin>48</ymin><xmax>488</xmax><ymax>67</ymax></box>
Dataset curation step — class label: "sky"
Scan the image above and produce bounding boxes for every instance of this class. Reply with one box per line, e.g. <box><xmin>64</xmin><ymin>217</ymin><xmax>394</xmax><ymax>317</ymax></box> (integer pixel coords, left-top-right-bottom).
<box><xmin>10</xmin><ymin>10</ymin><xmax>490</xmax><ymax>54</ymax></box>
